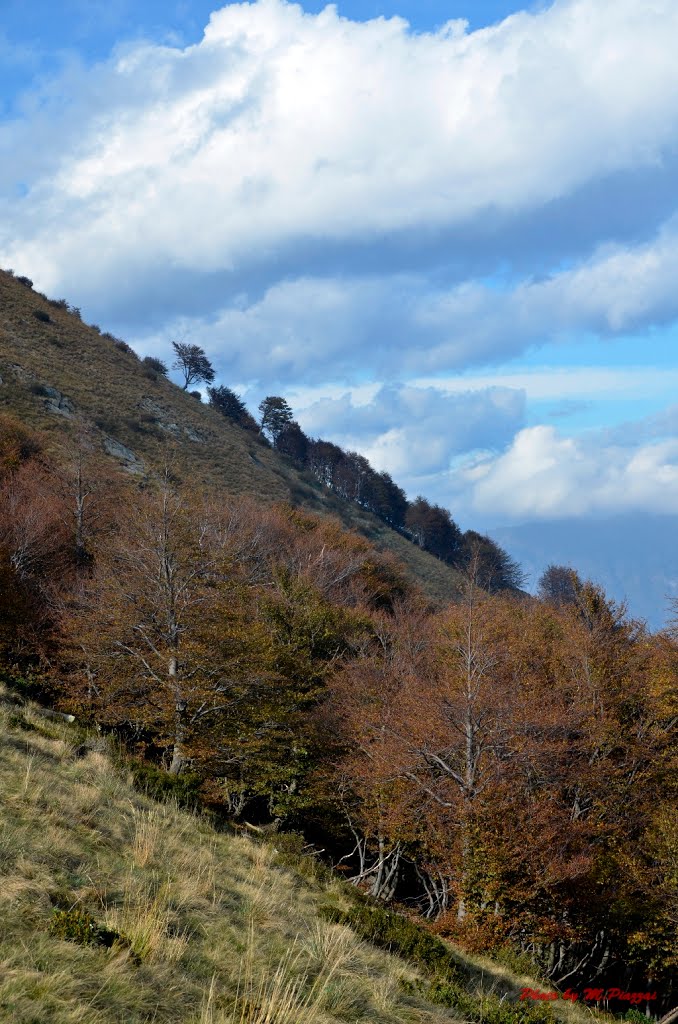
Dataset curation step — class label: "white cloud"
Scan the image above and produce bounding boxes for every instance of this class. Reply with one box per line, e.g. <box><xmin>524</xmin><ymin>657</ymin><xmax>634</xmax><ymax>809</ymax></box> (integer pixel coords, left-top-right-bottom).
<box><xmin>128</xmin><ymin>216</ymin><xmax>678</xmax><ymax>384</ymax></box>
<box><xmin>413</xmin><ymin>366</ymin><xmax>678</xmax><ymax>402</ymax></box>
<box><xmin>462</xmin><ymin>425</ymin><xmax>678</xmax><ymax>519</ymax></box>
<box><xmin>294</xmin><ymin>383</ymin><xmax>525</xmax><ymax>477</ymax></box>
<box><xmin>2</xmin><ymin>0</ymin><xmax>678</xmax><ymax>317</ymax></box>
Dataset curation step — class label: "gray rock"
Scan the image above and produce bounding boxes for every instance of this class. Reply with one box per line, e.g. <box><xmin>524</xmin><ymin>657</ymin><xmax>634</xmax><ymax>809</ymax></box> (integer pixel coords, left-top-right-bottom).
<box><xmin>183</xmin><ymin>426</ymin><xmax>206</xmax><ymax>442</ymax></box>
<box><xmin>43</xmin><ymin>386</ymin><xmax>75</xmax><ymax>417</ymax></box>
<box><xmin>103</xmin><ymin>435</ymin><xmax>142</xmax><ymax>467</ymax></box>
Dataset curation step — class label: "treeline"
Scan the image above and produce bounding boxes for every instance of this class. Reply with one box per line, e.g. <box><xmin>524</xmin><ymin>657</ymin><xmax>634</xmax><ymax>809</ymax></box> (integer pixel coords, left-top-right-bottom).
<box><xmin>0</xmin><ymin>412</ymin><xmax>676</xmax><ymax>1012</ymax></box>
<box><xmin>1</xmin><ymin>271</ymin><xmax>523</xmax><ymax>592</ymax></box>
<box><xmin>209</xmin><ymin>388</ymin><xmax>524</xmax><ymax>592</ymax></box>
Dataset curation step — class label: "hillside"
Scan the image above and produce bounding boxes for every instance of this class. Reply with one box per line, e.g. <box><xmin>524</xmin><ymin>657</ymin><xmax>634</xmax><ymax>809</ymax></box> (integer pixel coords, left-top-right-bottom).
<box><xmin>0</xmin><ymin>268</ymin><xmax>464</xmax><ymax>604</ymax></box>
<box><xmin>0</xmin><ymin>680</ymin><xmax>604</xmax><ymax>1024</ymax></box>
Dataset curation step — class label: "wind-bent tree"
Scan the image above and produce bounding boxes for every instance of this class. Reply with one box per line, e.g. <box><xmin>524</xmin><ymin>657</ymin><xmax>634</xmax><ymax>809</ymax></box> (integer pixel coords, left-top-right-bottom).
<box><xmin>258</xmin><ymin>396</ymin><xmax>294</xmax><ymax>443</ymax></box>
<box><xmin>171</xmin><ymin>341</ymin><xmax>215</xmax><ymax>391</ymax></box>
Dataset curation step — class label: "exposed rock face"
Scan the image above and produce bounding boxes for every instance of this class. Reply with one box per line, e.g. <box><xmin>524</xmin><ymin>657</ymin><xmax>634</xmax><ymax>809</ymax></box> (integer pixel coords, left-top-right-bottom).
<box><xmin>183</xmin><ymin>426</ymin><xmax>205</xmax><ymax>442</ymax></box>
<box><xmin>103</xmin><ymin>435</ymin><xmax>143</xmax><ymax>472</ymax></box>
<box><xmin>42</xmin><ymin>386</ymin><xmax>75</xmax><ymax>417</ymax></box>
<box><xmin>138</xmin><ymin>397</ymin><xmax>206</xmax><ymax>442</ymax></box>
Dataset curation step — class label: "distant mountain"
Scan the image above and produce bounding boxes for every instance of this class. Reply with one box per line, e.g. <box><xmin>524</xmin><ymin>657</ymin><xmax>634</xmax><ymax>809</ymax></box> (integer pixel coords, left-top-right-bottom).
<box><xmin>492</xmin><ymin>515</ymin><xmax>678</xmax><ymax>631</ymax></box>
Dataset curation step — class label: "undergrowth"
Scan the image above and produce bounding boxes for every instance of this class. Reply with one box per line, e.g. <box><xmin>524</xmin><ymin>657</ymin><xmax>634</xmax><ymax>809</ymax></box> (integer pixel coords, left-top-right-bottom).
<box><xmin>0</xmin><ymin>681</ymin><xmax>612</xmax><ymax>1024</ymax></box>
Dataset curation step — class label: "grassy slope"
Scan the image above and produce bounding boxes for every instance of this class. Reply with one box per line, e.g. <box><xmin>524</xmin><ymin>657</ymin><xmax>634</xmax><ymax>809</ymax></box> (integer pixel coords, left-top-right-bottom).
<box><xmin>0</xmin><ymin>269</ymin><xmax>464</xmax><ymax>605</ymax></box>
<box><xmin>0</xmin><ymin>684</ymin><xmax>602</xmax><ymax>1024</ymax></box>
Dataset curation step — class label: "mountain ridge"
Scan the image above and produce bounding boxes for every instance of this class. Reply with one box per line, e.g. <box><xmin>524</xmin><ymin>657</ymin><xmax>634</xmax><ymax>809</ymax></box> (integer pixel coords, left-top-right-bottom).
<box><xmin>0</xmin><ymin>267</ymin><xmax>465</xmax><ymax>604</ymax></box>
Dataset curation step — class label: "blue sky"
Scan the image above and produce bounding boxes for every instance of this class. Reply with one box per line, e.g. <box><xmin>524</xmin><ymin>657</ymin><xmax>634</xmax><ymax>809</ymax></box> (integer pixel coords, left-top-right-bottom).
<box><xmin>1</xmin><ymin>0</ymin><xmax>678</xmax><ymax>570</ymax></box>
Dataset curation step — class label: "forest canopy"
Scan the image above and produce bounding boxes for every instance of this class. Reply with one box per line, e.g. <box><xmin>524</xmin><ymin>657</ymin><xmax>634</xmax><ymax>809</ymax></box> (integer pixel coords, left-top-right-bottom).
<box><xmin>0</xmin><ymin>412</ymin><xmax>675</xmax><ymax>1012</ymax></box>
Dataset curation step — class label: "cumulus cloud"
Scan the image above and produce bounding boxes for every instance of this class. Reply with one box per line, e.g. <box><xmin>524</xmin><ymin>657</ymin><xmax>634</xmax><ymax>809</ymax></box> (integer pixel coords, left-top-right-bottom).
<box><xmin>461</xmin><ymin>425</ymin><xmax>678</xmax><ymax>519</ymax></box>
<box><xmin>130</xmin><ymin>217</ymin><xmax>678</xmax><ymax>386</ymax></box>
<box><xmin>3</xmin><ymin>0</ymin><xmax>677</xmax><ymax>542</ymax></box>
<box><xmin>2</xmin><ymin>0</ymin><xmax>678</xmax><ymax>334</ymax></box>
<box><xmin>294</xmin><ymin>383</ymin><xmax>525</xmax><ymax>478</ymax></box>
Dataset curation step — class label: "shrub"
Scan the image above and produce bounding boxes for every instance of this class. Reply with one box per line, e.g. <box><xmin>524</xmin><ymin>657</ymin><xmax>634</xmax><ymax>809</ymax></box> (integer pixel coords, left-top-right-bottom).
<box><xmin>32</xmin><ymin>309</ymin><xmax>51</xmax><ymax>323</ymax></box>
<box><xmin>189</xmin><ymin>390</ymin><xmax>202</xmax><ymax>400</ymax></box>
<box><xmin>142</xmin><ymin>356</ymin><xmax>168</xmax><ymax>376</ymax></box>
<box><xmin>16</xmin><ymin>275</ymin><xmax>33</xmax><ymax>288</ymax></box>
<box><xmin>48</xmin><ymin>907</ymin><xmax>133</xmax><ymax>956</ymax></box>
<box><xmin>49</xmin><ymin>908</ymin><xmax>100</xmax><ymax>945</ymax></box>
<box><xmin>108</xmin><ymin>337</ymin><xmax>137</xmax><ymax>357</ymax></box>
<box><xmin>93</xmin><ymin>415</ymin><xmax>118</xmax><ymax>434</ymax></box>
<box><xmin>49</xmin><ymin>298</ymin><xmax>70</xmax><ymax>310</ymax></box>
<box><xmin>319</xmin><ymin>901</ymin><xmax>469</xmax><ymax>985</ymax></box>
<box><xmin>425</xmin><ymin>982</ymin><xmax>556</xmax><ymax>1024</ymax></box>
<box><xmin>70</xmin><ymin>306</ymin><xmax>82</xmax><ymax>319</ymax></box>
<box><xmin>128</xmin><ymin>759</ymin><xmax>202</xmax><ymax>810</ymax></box>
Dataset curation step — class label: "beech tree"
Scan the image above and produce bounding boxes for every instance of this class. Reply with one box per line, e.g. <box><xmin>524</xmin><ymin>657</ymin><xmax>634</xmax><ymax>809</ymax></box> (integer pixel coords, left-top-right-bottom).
<box><xmin>66</xmin><ymin>475</ymin><xmax>275</xmax><ymax>775</ymax></box>
<box><xmin>171</xmin><ymin>341</ymin><xmax>215</xmax><ymax>391</ymax></box>
<box><xmin>327</xmin><ymin>603</ymin><xmax>435</xmax><ymax>900</ymax></box>
<box><xmin>538</xmin><ymin>563</ymin><xmax>580</xmax><ymax>606</ymax></box>
<box><xmin>459</xmin><ymin>531</ymin><xmax>525</xmax><ymax>592</ymax></box>
<box><xmin>405</xmin><ymin>497</ymin><xmax>462</xmax><ymax>563</ymax></box>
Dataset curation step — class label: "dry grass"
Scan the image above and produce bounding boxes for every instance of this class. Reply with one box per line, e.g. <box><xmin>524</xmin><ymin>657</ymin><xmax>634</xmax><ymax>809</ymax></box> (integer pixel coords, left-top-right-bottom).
<box><xmin>0</xmin><ymin>267</ymin><xmax>465</xmax><ymax>605</ymax></box>
<box><xmin>0</xmin><ymin>683</ymin><xmax>460</xmax><ymax>1024</ymax></box>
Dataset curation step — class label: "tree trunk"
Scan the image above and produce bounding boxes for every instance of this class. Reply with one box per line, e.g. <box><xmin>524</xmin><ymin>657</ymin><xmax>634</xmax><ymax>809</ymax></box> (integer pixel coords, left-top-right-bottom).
<box><xmin>168</xmin><ymin>657</ymin><xmax>186</xmax><ymax>775</ymax></box>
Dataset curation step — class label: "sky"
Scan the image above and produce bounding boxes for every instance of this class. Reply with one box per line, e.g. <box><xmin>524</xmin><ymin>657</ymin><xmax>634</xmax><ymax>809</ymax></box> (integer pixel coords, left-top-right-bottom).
<box><xmin>2</xmin><ymin>0</ymin><xmax>678</xmax><ymax>605</ymax></box>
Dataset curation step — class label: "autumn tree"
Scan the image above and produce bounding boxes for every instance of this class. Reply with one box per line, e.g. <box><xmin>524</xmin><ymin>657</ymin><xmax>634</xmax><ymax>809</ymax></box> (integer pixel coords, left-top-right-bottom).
<box><xmin>307</xmin><ymin>439</ymin><xmax>345</xmax><ymax>488</ymax></box>
<box><xmin>0</xmin><ymin>417</ymin><xmax>70</xmax><ymax>668</ymax></box>
<box><xmin>362</xmin><ymin>470</ymin><xmax>408</xmax><ymax>530</ymax></box>
<box><xmin>405</xmin><ymin>497</ymin><xmax>463</xmax><ymax>563</ymax></box>
<box><xmin>66</xmin><ymin>474</ymin><xmax>275</xmax><ymax>775</ymax></box>
<box><xmin>46</xmin><ymin>426</ymin><xmax>122</xmax><ymax>568</ymax></box>
<box><xmin>0</xmin><ymin>412</ymin><xmax>41</xmax><ymax>478</ymax></box>
<box><xmin>327</xmin><ymin>602</ymin><xmax>436</xmax><ymax>900</ymax></box>
<box><xmin>171</xmin><ymin>341</ymin><xmax>215</xmax><ymax>391</ymax></box>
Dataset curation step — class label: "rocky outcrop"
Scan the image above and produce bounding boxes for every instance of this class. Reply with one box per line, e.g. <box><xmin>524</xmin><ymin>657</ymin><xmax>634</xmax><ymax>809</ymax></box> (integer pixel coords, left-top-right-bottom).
<box><xmin>103</xmin><ymin>435</ymin><xmax>143</xmax><ymax>472</ymax></box>
<box><xmin>42</xmin><ymin>386</ymin><xmax>75</xmax><ymax>417</ymax></box>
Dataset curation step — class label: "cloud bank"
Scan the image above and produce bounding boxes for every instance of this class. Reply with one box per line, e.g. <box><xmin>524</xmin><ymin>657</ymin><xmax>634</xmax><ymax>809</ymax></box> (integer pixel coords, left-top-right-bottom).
<box><xmin>2</xmin><ymin>0</ymin><xmax>678</xmax><ymax>337</ymax></box>
<box><xmin>1</xmin><ymin>0</ymin><xmax>677</xmax><ymax>531</ymax></box>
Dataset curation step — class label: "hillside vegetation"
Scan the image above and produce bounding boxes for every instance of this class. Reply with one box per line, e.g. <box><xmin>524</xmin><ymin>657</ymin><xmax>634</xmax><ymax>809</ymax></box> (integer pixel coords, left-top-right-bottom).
<box><xmin>1</xmin><ymin>268</ymin><xmax>676</xmax><ymax>1014</ymax></box>
<box><xmin>0</xmin><ymin>681</ymin><xmax>582</xmax><ymax>1024</ymax></box>
<box><xmin>0</xmin><ymin>268</ymin><xmax>464</xmax><ymax>605</ymax></box>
